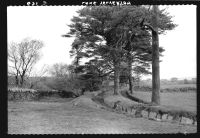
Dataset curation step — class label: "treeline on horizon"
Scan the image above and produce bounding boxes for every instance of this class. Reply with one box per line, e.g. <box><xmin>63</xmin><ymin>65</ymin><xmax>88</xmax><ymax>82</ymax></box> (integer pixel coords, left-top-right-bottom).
<box><xmin>8</xmin><ymin>75</ymin><xmax>196</xmax><ymax>88</ymax></box>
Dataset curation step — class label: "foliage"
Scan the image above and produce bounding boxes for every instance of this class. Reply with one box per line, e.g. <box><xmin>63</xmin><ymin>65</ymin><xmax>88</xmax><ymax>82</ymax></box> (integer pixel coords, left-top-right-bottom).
<box><xmin>64</xmin><ymin>6</ymin><xmax>177</xmax><ymax>95</ymax></box>
<box><xmin>47</xmin><ymin>63</ymin><xmax>84</xmax><ymax>95</ymax></box>
<box><xmin>78</xmin><ymin>64</ymin><xmax>102</xmax><ymax>92</ymax></box>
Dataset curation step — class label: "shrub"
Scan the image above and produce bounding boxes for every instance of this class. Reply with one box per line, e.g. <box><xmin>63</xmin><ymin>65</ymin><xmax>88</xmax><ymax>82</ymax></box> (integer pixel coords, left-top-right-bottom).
<box><xmin>58</xmin><ymin>90</ymin><xmax>78</xmax><ymax>98</ymax></box>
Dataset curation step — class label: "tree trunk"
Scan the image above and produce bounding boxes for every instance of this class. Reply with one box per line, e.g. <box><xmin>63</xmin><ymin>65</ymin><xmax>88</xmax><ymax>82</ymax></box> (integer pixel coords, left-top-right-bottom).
<box><xmin>114</xmin><ymin>61</ymin><xmax>120</xmax><ymax>95</ymax></box>
<box><xmin>128</xmin><ymin>54</ymin><xmax>133</xmax><ymax>94</ymax></box>
<box><xmin>19</xmin><ymin>73</ymin><xmax>25</xmax><ymax>87</ymax></box>
<box><xmin>15</xmin><ymin>75</ymin><xmax>19</xmax><ymax>86</ymax></box>
<box><xmin>151</xmin><ymin>5</ymin><xmax>160</xmax><ymax>105</ymax></box>
<box><xmin>128</xmin><ymin>76</ymin><xmax>133</xmax><ymax>93</ymax></box>
<box><xmin>30</xmin><ymin>83</ymin><xmax>34</xmax><ymax>89</ymax></box>
<box><xmin>20</xmin><ymin>76</ymin><xmax>24</xmax><ymax>87</ymax></box>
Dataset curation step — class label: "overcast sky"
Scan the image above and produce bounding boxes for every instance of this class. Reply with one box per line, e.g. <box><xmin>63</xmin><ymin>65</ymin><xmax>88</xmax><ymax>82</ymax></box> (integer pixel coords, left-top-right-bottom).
<box><xmin>7</xmin><ymin>5</ymin><xmax>196</xmax><ymax>80</ymax></box>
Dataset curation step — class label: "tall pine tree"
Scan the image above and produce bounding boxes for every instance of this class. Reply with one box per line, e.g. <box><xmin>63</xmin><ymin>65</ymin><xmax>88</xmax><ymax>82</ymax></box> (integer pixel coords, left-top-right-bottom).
<box><xmin>63</xmin><ymin>6</ymin><xmax>176</xmax><ymax>95</ymax></box>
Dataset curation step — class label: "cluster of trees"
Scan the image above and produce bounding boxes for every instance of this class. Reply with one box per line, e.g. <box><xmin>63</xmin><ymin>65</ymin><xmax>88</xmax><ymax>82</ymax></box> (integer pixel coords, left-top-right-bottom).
<box><xmin>46</xmin><ymin>63</ymin><xmax>84</xmax><ymax>95</ymax></box>
<box><xmin>7</xmin><ymin>37</ymin><xmax>98</xmax><ymax>93</ymax></box>
<box><xmin>8</xmin><ymin>6</ymin><xmax>177</xmax><ymax>105</ymax></box>
<box><xmin>47</xmin><ymin>62</ymin><xmax>104</xmax><ymax>93</ymax></box>
<box><xmin>63</xmin><ymin>5</ymin><xmax>176</xmax><ymax>104</ymax></box>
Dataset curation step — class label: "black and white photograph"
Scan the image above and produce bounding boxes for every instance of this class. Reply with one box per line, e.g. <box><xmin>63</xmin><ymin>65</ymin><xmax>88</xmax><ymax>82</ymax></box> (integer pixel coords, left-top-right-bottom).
<box><xmin>7</xmin><ymin>2</ymin><xmax>197</xmax><ymax>134</ymax></box>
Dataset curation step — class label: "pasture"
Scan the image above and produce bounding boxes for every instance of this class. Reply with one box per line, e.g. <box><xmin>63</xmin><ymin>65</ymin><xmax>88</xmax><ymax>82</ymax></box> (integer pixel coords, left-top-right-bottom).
<box><xmin>8</xmin><ymin>83</ymin><xmax>197</xmax><ymax>134</ymax></box>
<box><xmin>8</xmin><ymin>98</ymin><xmax>197</xmax><ymax>134</ymax></box>
<box><xmin>160</xmin><ymin>84</ymin><xmax>196</xmax><ymax>89</ymax></box>
<box><xmin>119</xmin><ymin>83</ymin><xmax>197</xmax><ymax>112</ymax></box>
<box><xmin>131</xmin><ymin>92</ymin><xmax>196</xmax><ymax>112</ymax></box>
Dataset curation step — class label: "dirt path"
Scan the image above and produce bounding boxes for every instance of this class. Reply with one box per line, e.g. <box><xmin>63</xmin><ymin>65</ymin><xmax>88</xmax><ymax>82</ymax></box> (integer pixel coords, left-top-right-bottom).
<box><xmin>8</xmin><ymin>100</ymin><xmax>196</xmax><ymax>134</ymax></box>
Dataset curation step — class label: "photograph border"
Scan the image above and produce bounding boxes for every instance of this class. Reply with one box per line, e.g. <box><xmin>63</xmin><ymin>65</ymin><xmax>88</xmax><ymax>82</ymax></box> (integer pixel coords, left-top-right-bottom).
<box><xmin>1</xmin><ymin>0</ymin><xmax>199</xmax><ymax>136</ymax></box>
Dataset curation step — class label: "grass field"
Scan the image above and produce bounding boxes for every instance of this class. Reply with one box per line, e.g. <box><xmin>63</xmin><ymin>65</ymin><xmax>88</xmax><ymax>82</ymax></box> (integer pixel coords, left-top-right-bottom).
<box><xmin>138</xmin><ymin>82</ymin><xmax>196</xmax><ymax>87</ymax></box>
<box><xmin>160</xmin><ymin>84</ymin><xmax>196</xmax><ymax>89</ymax></box>
<box><xmin>119</xmin><ymin>83</ymin><xmax>196</xmax><ymax>112</ymax></box>
<box><xmin>133</xmin><ymin>83</ymin><xmax>196</xmax><ymax>90</ymax></box>
<box><xmin>131</xmin><ymin>92</ymin><xmax>196</xmax><ymax>112</ymax></box>
<box><xmin>8</xmin><ymin>98</ymin><xmax>197</xmax><ymax>134</ymax></box>
<box><xmin>8</xmin><ymin>83</ymin><xmax>197</xmax><ymax>134</ymax></box>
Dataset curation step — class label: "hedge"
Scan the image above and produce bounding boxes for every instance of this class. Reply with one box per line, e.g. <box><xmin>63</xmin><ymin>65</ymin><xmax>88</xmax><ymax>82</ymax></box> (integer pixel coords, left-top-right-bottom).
<box><xmin>8</xmin><ymin>88</ymin><xmax>77</xmax><ymax>101</ymax></box>
<box><xmin>8</xmin><ymin>88</ymin><xmax>39</xmax><ymax>101</ymax></box>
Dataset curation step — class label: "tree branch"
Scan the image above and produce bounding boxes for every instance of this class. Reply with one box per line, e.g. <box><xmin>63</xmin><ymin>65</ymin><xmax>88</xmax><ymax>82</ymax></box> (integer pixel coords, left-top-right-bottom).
<box><xmin>143</xmin><ymin>23</ymin><xmax>156</xmax><ymax>32</ymax></box>
<box><xmin>99</xmin><ymin>70</ymin><xmax>114</xmax><ymax>77</ymax></box>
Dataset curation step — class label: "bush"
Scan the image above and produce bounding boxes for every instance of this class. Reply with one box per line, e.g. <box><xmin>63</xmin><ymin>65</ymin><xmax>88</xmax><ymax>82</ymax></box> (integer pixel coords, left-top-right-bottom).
<box><xmin>44</xmin><ymin>76</ymin><xmax>84</xmax><ymax>96</ymax></box>
<box><xmin>58</xmin><ymin>90</ymin><xmax>78</xmax><ymax>98</ymax></box>
<box><xmin>31</xmin><ymin>81</ymin><xmax>52</xmax><ymax>91</ymax></box>
<box><xmin>79</xmin><ymin>74</ymin><xmax>102</xmax><ymax>92</ymax></box>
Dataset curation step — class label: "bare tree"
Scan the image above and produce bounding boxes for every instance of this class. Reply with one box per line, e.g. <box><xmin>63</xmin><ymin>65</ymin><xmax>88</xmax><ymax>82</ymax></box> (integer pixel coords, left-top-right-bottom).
<box><xmin>47</xmin><ymin>63</ymin><xmax>85</xmax><ymax>96</ymax></box>
<box><xmin>8</xmin><ymin>38</ymin><xmax>44</xmax><ymax>87</ymax></box>
<box><xmin>49</xmin><ymin>63</ymin><xmax>69</xmax><ymax>77</ymax></box>
<box><xmin>28</xmin><ymin>64</ymin><xmax>49</xmax><ymax>89</ymax></box>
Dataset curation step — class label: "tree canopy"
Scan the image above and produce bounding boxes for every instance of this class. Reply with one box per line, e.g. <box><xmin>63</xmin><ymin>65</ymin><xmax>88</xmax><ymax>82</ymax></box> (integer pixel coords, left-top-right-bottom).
<box><xmin>64</xmin><ymin>6</ymin><xmax>177</xmax><ymax>95</ymax></box>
